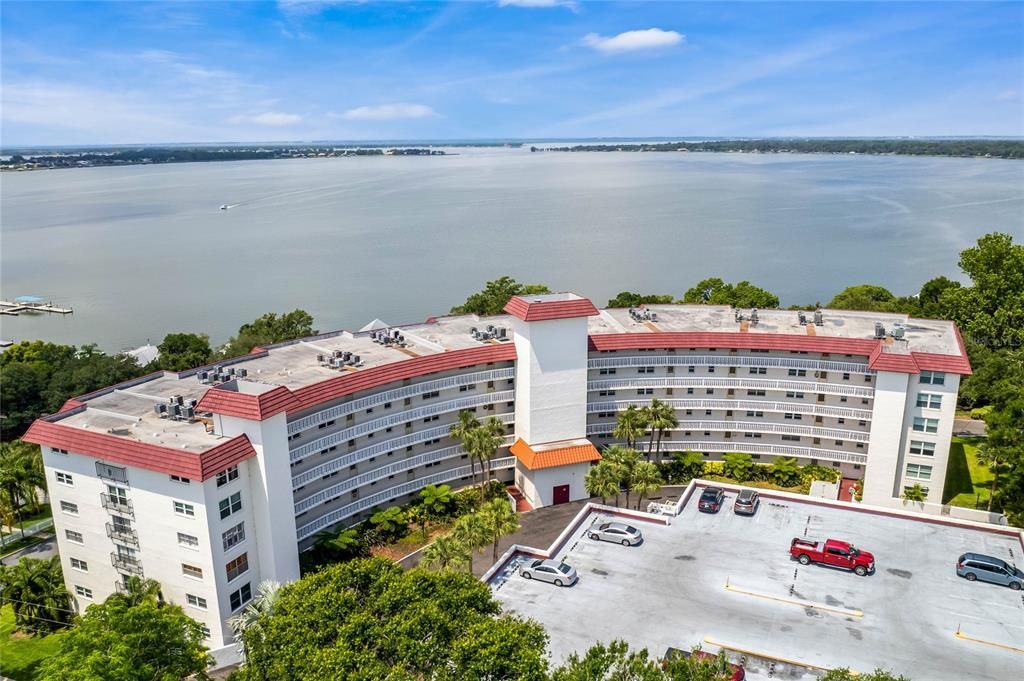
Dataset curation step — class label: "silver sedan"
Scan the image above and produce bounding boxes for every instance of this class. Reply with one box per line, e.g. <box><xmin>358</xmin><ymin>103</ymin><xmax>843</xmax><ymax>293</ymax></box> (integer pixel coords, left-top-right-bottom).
<box><xmin>589</xmin><ymin>521</ymin><xmax>643</xmax><ymax>546</ymax></box>
<box><xmin>521</xmin><ymin>559</ymin><xmax>578</xmax><ymax>586</ymax></box>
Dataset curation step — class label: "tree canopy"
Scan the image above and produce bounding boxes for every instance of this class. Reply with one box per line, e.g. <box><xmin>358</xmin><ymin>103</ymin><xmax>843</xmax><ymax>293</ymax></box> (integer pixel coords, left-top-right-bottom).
<box><xmin>154</xmin><ymin>332</ymin><xmax>213</xmax><ymax>371</ymax></box>
<box><xmin>36</xmin><ymin>587</ymin><xmax>210</xmax><ymax>681</ymax></box>
<box><xmin>235</xmin><ymin>557</ymin><xmax>549</xmax><ymax>681</ymax></box>
<box><xmin>825</xmin><ymin>284</ymin><xmax>915</xmax><ymax>313</ymax></box>
<box><xmin>222</xmin><ymin>309</ymin><xmax>317</xmax><ymax>358</ymax></box>
<box><xmin>606</xmin><ymin>291</ymin><xmax>675</xmax><ymax>308</ymax></box>
<box><xmin>450</xmin><ymin>276</ymin><xmax>551</xmax><ymax>316</ymax></box>
<box><xmin>680</xmin><ymin>278</ymin><xmax>780</xmax><ymax>308</ymax></box>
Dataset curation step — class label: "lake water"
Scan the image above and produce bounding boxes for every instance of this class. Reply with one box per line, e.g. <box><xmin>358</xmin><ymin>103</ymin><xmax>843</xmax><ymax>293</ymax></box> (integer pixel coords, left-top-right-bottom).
<box><xmin>2</xmin><ymin>148</ymin><xmax>1022</xmax><ymax>352</ymax></box>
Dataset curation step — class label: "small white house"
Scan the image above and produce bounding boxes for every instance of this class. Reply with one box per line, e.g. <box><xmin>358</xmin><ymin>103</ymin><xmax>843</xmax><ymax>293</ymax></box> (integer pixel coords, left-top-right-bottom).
<box><xmin>511</xmin><ymin>437</ymin><xmax>601</xmax><ymax>508</ymax></box>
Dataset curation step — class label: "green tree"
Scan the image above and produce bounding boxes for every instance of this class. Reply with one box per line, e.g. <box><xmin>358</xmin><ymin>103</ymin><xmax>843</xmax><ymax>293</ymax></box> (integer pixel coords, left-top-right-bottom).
<box><xmin>940</xmin><ymin>232</ymin><xmax>1024</xmax><ymax>349</ymax></box>
<box><xmin>369</xmin><ymin>506</ymin><xmax>408</xmax><ymax>542</ymax></box>
<box><xmin>227</xmin><ymin>580</ymin><xmax>281</xmax><ymax>661</ymax></box>
<box><xmin>235</xmin><ymin>558</ymin><xmax>548</xmax><ymax>680</ymax></box>
<box><xmin>311</xmin><ymin>527</ymin><xmax>365</xmax><ymax>562</ymax></box>
<box><xmin>681</xmin><ymin>278</ymin><xmax>780</xmax><ymax>308</ymax></box>
<box><xmin>0</xmin><ymin>440</ymin><xmax>46</xmax><ymax>537</ymax></box>
<box><xmin>820</xmin><ymin>669</ymin><xmax>910</xmax><ymax>681</ymax></box>
<box><xmin>422</xmin><ymin>532</ymin><xmax>471</xmax><ymax>572</ymax></box>
<box><xmin>630</xmin><ymin>460</ymin><xmax>663</xmax><ymax>511</ymax></box>
<box><xmin>603</xmin><ymin>446</ymin><xmax>642</xmax><ymax>509</ymax></box>
<box><xmin>418</xmin><ymin>483</ymin><xmax>454</xmax><ymax>536</ymax></box>
<box><xmin>450</xmin><ymin>410</ymin><xmax>483</xmax><ymax>489</ymax></box>
<box><xmin>0</xmin><ymin>556</ymin><xmax>73</xmax><ymax>634</ymax></box>
<box><xmin>769</xmin><ymin>457</ymin><xmax>801</xmax><ymax>487</ymax></box>
<box><xmin>979</xmin><ymin>404</ymin><xmax>1023</xmax><ymax>512</ymax></box>
<box><xmin>644</xmin><ymin>399</ymin><xmax>679</xmax><ymax>461</ymax></box>
<box><xmin>155</xmin><ymin>332</ymin><xmax>213</xmax><ymax>371</ymax></box>
<box><xmin>918</xmin><ymin>275</ymin><xmax>960</xmax><ymax>317</ymax></box>
<box><xmin>222</xmin><ymin>309</ymin><xmax>317</xmax><ymax>358</ymax></box>
<box><xmin>585</xmin><ymin>460</ymin><xmax>623</xmax><ymax>506</ymax></box>
<box><xmin>551</xmin><ymin>640</ymin><xmax>665</xmax><ymax>681</ymax></box>
<box><xmin>613</xmin><ymin>405</ymin><xmax>647</xmax><ymax>449</ymax></box>
<box><xmin>450</xmin><ymin>276</ymin><xmax>551</xmax><ymax>316</ymax></box>
<box><xmin>901</xmin><ymin>484</ymin><xmax>927</xmax><ymax>503</ymax></box>
<box><xmin>451</xmin><ymin>510</ymin><xmax>490</xmax><ymax>571</ymax></box>
<box><xmin>110</xmin><ymin>576</ymin><xmax>163</xmax><ymax>607</ymax></box>
<box><xmin>673</xmin><ymin>451</ymin><xmax>705</xmax><ymax>482</ymax></box>
<box><xmin>722</xmin><ymin>452</ymin><xmax>754</xmax><ymax>482</ymax></box>
<box><xmin>827</xmin><ymin>284</ymin><xmax>899</xmax><ymax>312</ymax></box>
<box><xmin>479</xmin><ymin>497</ymin><xmax>520</xmax><ymax>561</ymax></box>
<box><xmin>606</xmin><ymin>292</ymin><xmax>675</xmax><ymax>308</ymax></box>
<box><xmin>36</xmin><ymin>590</ymin><xmax>211</xmax><ymax>681</ymax></box>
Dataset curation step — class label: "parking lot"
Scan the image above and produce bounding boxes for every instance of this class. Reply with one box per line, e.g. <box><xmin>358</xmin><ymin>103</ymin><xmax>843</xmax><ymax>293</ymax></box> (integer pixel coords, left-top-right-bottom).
<box><xmin>492</xmin><ymin>489</ymin><xmax>1024</xmax><ymax>680</ymax></box>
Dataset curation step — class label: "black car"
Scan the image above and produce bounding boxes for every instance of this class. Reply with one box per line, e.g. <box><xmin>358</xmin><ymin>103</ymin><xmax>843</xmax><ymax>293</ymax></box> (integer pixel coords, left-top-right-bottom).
<box><xmin>698</xmin><ymin>487</ymin><xmax>725</xmax><ymax>513</ymax></box>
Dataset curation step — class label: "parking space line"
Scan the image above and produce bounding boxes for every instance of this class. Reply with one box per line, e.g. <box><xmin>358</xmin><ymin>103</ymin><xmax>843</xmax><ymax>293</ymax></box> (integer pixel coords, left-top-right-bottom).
<box><xmin>954</xmin><ymin>626</ymin><xmax>1024</xmax><ymax>654</ymax></box>
<box><xmin>724</xmin><ymin>578</ymin><xmax>864</xmax><ymax>618</ymax></box>
<box><xmin>703</xmin><ymin>636</ymin><xmax>840</xmax><ymax>673</ymax></box>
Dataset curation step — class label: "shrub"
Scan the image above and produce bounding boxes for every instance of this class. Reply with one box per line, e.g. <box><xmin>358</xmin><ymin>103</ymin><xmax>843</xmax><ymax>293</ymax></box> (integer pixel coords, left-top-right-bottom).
<box><xmin>770</xmin><ymin>457</ymin><xmax>802</xmax><ymax>487</ymax></box>
<box><xmin>801</xmin><ymin>464</ymin><xmax>841</xmax><ymax>484</ymax></box>
<box><xmin>722</xmin><ymin>452</ymin><xmax>754</xmax><ymax>481</ymax></box>
<box><xmin>970</xmin><ymin>405</ymin><xmax>993</xmax><ymax>420</ymax></box>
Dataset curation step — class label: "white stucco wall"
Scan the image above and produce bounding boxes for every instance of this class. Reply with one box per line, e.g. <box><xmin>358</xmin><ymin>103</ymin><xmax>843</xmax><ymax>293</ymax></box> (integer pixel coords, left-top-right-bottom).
<box><xmin>861</xmin><ymin>371</ymin><xmax>910</xmax><ymax>505</ymax></box>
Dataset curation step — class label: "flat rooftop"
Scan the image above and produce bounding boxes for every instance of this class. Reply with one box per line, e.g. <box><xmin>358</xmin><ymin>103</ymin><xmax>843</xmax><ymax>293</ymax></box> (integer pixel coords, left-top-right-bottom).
<box><xmin>491</xmin><ymin>491</ymin><xmax>1023</xmax><ymax>681</ymax></box>
<box><xmin>44</xmin><ymin>300</ymin><xmax>965</xmax><ymax>451</ymax></box>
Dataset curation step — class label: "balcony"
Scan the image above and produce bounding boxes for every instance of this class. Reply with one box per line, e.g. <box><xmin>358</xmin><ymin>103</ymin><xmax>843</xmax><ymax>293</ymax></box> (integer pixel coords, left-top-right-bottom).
<box><xmin>95</xmin><ymin>461</ymin><xmax>129</xmax><ymax>484</ymax></box>
<box><xmin>100</xmin><ymin>494</ymin><xmax>134</xmax><ymax>517</ymax></box>
<box><xmin>105</xmin><ymin>522</ymin><xmax>139</xmax><ymax>547</ymax></box>
<box><xmin>110</xmin><ymin>552</ymin><xmax>143</xmax><ymax>576</ymax></box>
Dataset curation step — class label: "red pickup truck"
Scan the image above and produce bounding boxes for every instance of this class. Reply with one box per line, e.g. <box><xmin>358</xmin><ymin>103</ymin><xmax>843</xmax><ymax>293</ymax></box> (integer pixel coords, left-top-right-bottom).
<box><xmin>790</xmin><ymin>538</ymin><xmax>875</xmax><ymax>576</ymax></box>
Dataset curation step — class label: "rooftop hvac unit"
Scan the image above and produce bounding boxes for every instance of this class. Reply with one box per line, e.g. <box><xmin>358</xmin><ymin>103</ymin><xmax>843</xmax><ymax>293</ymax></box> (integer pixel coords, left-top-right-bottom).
<box><xmin>398</xmin><ymin>334</ymin><xmax>405</xmax><ymax>343</ymax></box>
<box><xmin>751</xmin><ymin>309</ymin><xmax>759</xmax><ymax>324</ymax></box>
<box><xmin>798</xmin><ymin>312</ymin><xmax>807</xmax><ymax>325</ymax></box>
<box><xmin>238</xmin><ymin>368</ymin><xmax>247</xmax><ymax>378</ymax></box>
<box><xmin>497</xmin><ymin>328</ymin><xmax>507</xmax><ymax>338</ymax></box>
<box><xmin>813</xmin><ymin>310</ymin><xmax>824</xmax><ymax>326</ymax></box>
<box><xmin>342</xmin><ymin>351</ymin><xmax>352</xmax><ymax>361</ymax></box>
<box><xmin>333</xmin><ymin>350</ymin><xmax>343</xmax><ymax>359</ymax></box>
<box><xmin>392</xmin><ymin>329</ymin><xmax>400</xmax><ymax>339</ymax></box>
<box><xmin>184</xmin><ymin>407</ymin><xmax>195</xmax><ymax>420</ymax></box>
<box><xmin>317</xmin><ymin>354</ymin><xmax>324</xmax><ymax>363</ymax></box>
<box><xmin>470</xmin><ymin>327</ymin><xmax>477</xmax><ymax>335</ymax></box>
<box><xmin>153</xmin><ymin>404</ymin><xmax>167</xmax><ymax>417</ymax></box>
<box><xmin>874</xmin><ymin>322</ymin><xmax>886</xmax><ymax>339</ymax></box>
<box><xmin>227</xmin><ymin>368</ymin><xmax>236</xmax><ymax>376</ymax></box>
<box><xmin>198</xmin><ymin>370</ymin><xmax>209</xmax><ymax>383</ymax></box>
<box><xmin>352</xmin><ymin>354</ymin><xmax>361</xmax><ymax>364</ymax></box>
<box><xmin>650</xmin><ymin>313</ymin><xmax>658</xmax><ymax>322</ymax></box>
<box><xmin>892</xmin><ymin>326</ymin><xmax>906</xmax><ymax>340</ymax></box>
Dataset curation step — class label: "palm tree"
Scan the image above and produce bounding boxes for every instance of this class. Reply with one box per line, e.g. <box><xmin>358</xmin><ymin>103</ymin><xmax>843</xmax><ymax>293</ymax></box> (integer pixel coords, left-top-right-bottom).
<box><xmin>0</xmin><ymin>556</ymin><xmax>73</xmax><ymax>633</ymax></box>
<box><xmin>647</xmin><ymin>399</ymin><xmax>679</xmax><ymax>462</ymax></box>
<box><xmin>313</xmin><ymin>527</ymin><xmax>363</xmax><ymax>559</ymax></box>
<box><xmin>450</xmin><ymin>410</ymin><xmax>482</xmax><ymax>488</ymax></box>
<box><xmin>419</xmin><ymin>483</ymin><xmax>454</xmax><ymax>528</ymax></box>
<box><xmin>422</xmin><ymin>533</ymin><xmax>470</xmax><ymax>572</ymax></box>
<box><xmin>369</xmin><ymin>506</ymin><xmax>407</xmax><ymax>542</ymax></box>
<box><xmin>613</xmin><ymin>406</ymin><xmax>647</xmax><ymax>450</ymax></box>
<box><xmin>975</xmin><ymin>442</ymin><xmax>1013</xmax><ymax>511</ymax></box>
<box><xmin>480</xmin><ymin>498</ymin><xmax>520</xmax><ymax>562</ymax></box>
<box><xmin>902</xmin><ymin>484</ymin><xmax>927</xmax><ymax>503</ymax></box>
<box><xmin>451</xmin><ymin>511</ymin><xmax>489</xmax><ymax>573</ymax></box>
<box><xmin>602</xmin><ymin>446</ymin><xmax>640</xmax><ymax>509</ymax></box>
<box><xmin>227</xmin><ymin>580</ymin><xmax>281</xmax><ymax>659</ymax></box>
<box><xmin>0</xmin><ymin>442</ymin><xmax>46</xmax><ymax>539</ymax></box>
<box><xmin>113</xmin><ymin>576</ymin><xmax>163</xmax><ymax>606</ymax></box>
<box><xmin>630</xmin><ymin>461</ymin><xmax>663</xmax><ymax>511</ymax></box>
<box><xmin>769</xmin><ymin>457</ymin><xmax>801</xmax><ymax>487</ymax></box>
<box><xmin>585</xmin><ymin>461</ymin><xmax>622</xmax><ymax>506</ymax></box>
<box><xmin>482</xmin><ymin>416</ymin><xmax>507</xmax><ymax>479</ymax></box>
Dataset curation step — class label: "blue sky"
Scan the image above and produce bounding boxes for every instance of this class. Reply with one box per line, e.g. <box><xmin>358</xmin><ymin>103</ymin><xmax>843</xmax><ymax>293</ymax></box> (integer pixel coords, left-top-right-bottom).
<box><xmin>2</xmin><ymin>1</ymin><xmax>1022</xmax><ymax>145</ymax></box>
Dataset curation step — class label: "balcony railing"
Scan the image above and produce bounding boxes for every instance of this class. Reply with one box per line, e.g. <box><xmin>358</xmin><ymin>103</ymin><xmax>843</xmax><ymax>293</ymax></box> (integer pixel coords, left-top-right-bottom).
<box><xmin>105</xmin><ymin>522</ymin><xmax>139</xmax><ymax>547</ymax></box>
<box><xmin>110</xmin><ymin>552</ymin><xmax>143</xmax><ymax>576</ymax></box>
<box><xmin>100</xmin><ymin>494</ymin><xmax>134</xmax><ymax>517</ymax></box>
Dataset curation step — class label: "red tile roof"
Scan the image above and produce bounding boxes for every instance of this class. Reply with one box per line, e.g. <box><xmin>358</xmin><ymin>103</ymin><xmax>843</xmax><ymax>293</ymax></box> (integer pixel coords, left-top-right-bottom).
<box><xmin>510</xmin><ymin>438</ymin><xmax>602</xmax><ymax>470</ymax></box>
<box><xmin>292</xmin><ymin>344</ymin><xmax>517</xmax><ymax>410</ymax></box>
<box><xmin>196</xmin><ymin>384</ymin><xmax>299</xmax><ymax>421</ymax></box>
<box><xmin>23</xmin><ymin>418</ymin><xmax>256</xmax><ymax>480</ymax></box>
<box><xmin>504</xmin><ymin>295</ymin><xmax>600</xmax><ymax>322</ymax></box>
<box><xmin>589</xmin><ymin>332</ymin><xmax>880</xmax><ymax>356</ymax></box>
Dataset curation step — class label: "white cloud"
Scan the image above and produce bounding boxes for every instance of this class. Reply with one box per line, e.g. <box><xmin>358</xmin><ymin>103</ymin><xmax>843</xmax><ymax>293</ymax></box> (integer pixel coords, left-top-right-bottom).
<box><xmin>498</xmin><ymin>0</ymin><xmax>577</xmax><ymax>8</ymax></box>
<box><xmin>229</xmin><ymin>112</ymin><xmax>303</xmax><ymax>126</ymax></box>
<box><xmin>334</xmin><ymin>103</ymin><xmax>437</xmax><ymax>121</ymax></box>
<box><xmin>582</xmin><ymin>28</ymin><xmax>684</xmax><ymax>54</ymax></box>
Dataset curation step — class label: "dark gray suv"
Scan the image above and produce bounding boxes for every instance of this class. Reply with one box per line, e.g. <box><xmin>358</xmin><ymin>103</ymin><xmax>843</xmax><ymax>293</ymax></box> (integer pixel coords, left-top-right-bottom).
<box><xmin>956</xmin><ymin>552</ymin><xmax>1023</xmax><ymax>590</ymax></box>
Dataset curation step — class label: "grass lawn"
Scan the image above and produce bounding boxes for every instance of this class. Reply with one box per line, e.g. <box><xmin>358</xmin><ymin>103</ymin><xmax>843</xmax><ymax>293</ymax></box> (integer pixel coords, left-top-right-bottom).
<box><xmin>943</xmin><ymin>436</ymin><xmax>996</xmax><ymax>509</ymax></box>
<box><xmin>0</xmin><ymin>605</ymin><xmax>65</xmax><ymax>681</ymax></box>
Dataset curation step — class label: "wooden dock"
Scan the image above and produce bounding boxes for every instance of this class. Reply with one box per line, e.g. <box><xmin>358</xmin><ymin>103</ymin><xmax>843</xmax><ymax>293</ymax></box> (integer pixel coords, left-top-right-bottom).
<box><xmin>0</xmin><ymin>300</ymin><xmax>74</xmax><ymax>316</ymax></box>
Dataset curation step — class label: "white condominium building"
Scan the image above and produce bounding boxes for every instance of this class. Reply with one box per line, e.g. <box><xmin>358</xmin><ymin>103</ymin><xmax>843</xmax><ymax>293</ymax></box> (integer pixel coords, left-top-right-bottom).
<box><xmin>25</xmin><ymin>293</ymin><xmax>970</xmax><ymax>650</ymax></box>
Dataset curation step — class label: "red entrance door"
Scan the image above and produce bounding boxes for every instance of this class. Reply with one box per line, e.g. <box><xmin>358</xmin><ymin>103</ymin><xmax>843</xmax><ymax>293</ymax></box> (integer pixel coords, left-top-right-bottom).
<box><xmin>552</xmin><ymin>484</ymin><xmax>570</xmax><ymax>505</ymax></box>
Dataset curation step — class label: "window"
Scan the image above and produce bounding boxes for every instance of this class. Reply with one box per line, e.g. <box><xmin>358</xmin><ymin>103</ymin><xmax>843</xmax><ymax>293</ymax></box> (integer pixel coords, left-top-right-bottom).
<box><xmin>223</xmin><ymin>522</ymin><xmax>246</xmax><ymax>551</ymax></box>
<box><xmin>705</xmin><ymin>388</ymin><xmax>714</xmax><ymax>395</ymax></box>
<box><xmin>182</xmin><ymin>563</ymin><xmax>204</xmax><ymax>580</ymax></box>
<box><xmin>636</xmin><ymin>388</ymin><xmax>653</xmax><ymax>396</ymax></box>
<box><xmin>170</xmin><ymin>474</ymin><xmax>191</xmax><ymax>484</ymax></box>
<box><xmin>707</xmin><ymin>366</ymin><xmax>715</xmax><ymax>373</ymax></box>
<box><xmin>784</xmin><ymin>413</ymin><xmax>802</xmax><ymax>420</ymax></box>
<box><xmin>842</xmin><ymin>373</ymin><xmax>850</xmax><ymax>381</ymax></box>
<box><xmin>746</xmin><ymin>389</ymin><xmax>766</xmax><ymax>397</ymax></box>
<box><xmin>215</xmin><ymin>464</ymin><xmax>239</xmax><ymax>488</ymax></box>
<box><xmin>687</xmin><ymin>366</ymin><xmax>695</xmax><ymax>373</ymax></box>
<box><xmin>920</xmin><ymin>371</ymin><xmax>946</xmax><ymax>385</ymax></box>
<box><xmin>55</xmin><ymin>471</ymin><xmax>73</xmax><ymax>486</ymax></box>
<box><xmin>186</xmin><ymin>594</ymin><xmax>208</xmax><ymax>609</ymax></box>
<box><xmin>788</xmin><ymin>369</ymin><xmax>807</xmax><ymax>377</ymax></box>
<box><xmin>219</xmin><ymin>492</ymin><xmax>242</xmax><ymax>520</ymax></box>
<box><xmin>107</xmin><ymin>485</ymin><xmax>129</xmax><ymax>504</ymax></box>
<box><xmin>177</xmin><ymin>532</ymin><xmax>199</xmax><ymax>549</ymax></box>
<box><xmin>745</xmin><ymin>410</ymin><xmax>764</xmax><ymax>418</ymax></box>
<box><xmin>226</xmin><ymin>553</ymin><xmax>249</xmax><ymax>581</ymax></box>
<box><xmin>200</xmin><ymin>626</ymin><xmax>211</xmax><ymax>639</ymax></box>
<box><xmin>916</xmin><ymin>393</ymin><xmax>942</xmax><ymax>409</ymax></box>
<box><xmin>53</xmin><ymin>447</ymin><xmax>69</xmax><ymax>455</ymax></box>
<box><xmin>75</xmin><ymin>586</ymin><xmax>93</xmax><ymax>599</ymax></box>
<box><xmin>637</xmin><ymin>367</ymin><xmax>654</xmax><ymax>374</ymax></box>
<box><xmin>70</xmin><ymin>557</ymin><xmax>88</xmax><ymax>572</ymax></box>
<box><xmin>229</xmin><ymin>582</ymin><xmax>252</xmax><ymax>611</ymax></box>
<box><xmin>60</xmin><ymin>501</ymin><xmax>79</xmax><ymax>516</ymax></box>
<box><xmin>781</xmin><ymin>435</ymin><xmax>801</xmax><ymax>442</ymax></box>
<box><xmin>909</xmin><ymin>441</ymin><xmax>936</xmax><ymax>457</ymax></box>
<box><xmin>599</xmin><ymin>368</ymin><xmax>617</xmax><ymax>375</ymax></box>
<box><xmin>912</xmin><ymin>417</ymin><xmax>939</xmax><ymax>433</ymax></box>
<box><xmin>906</xmin><ymin>463</ymin><xmax>933</xmax><ymax>481</ymax></box>
<box><xmin>174</xmin><ymin>501</ymin><xmax>196</xmax><ymax>517</ymax></box>
<box><xmin>749</xmin><ymin>367</ymin><xmax>766</xmax><ymax>375</ymax></box>
<box><xmin>65</xmin><ymin>529</ymin><xmax>84</xmax><ymax>544</ymax></box>
<box><xmin>864</xmin><ymin>375</ymin><xmax>873</xmax><ymax>383</ymax></box>
<box><xmin>786</xmin><ymin>391</ymin><xmax>805</xmax><ymax>399</ymax></box>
